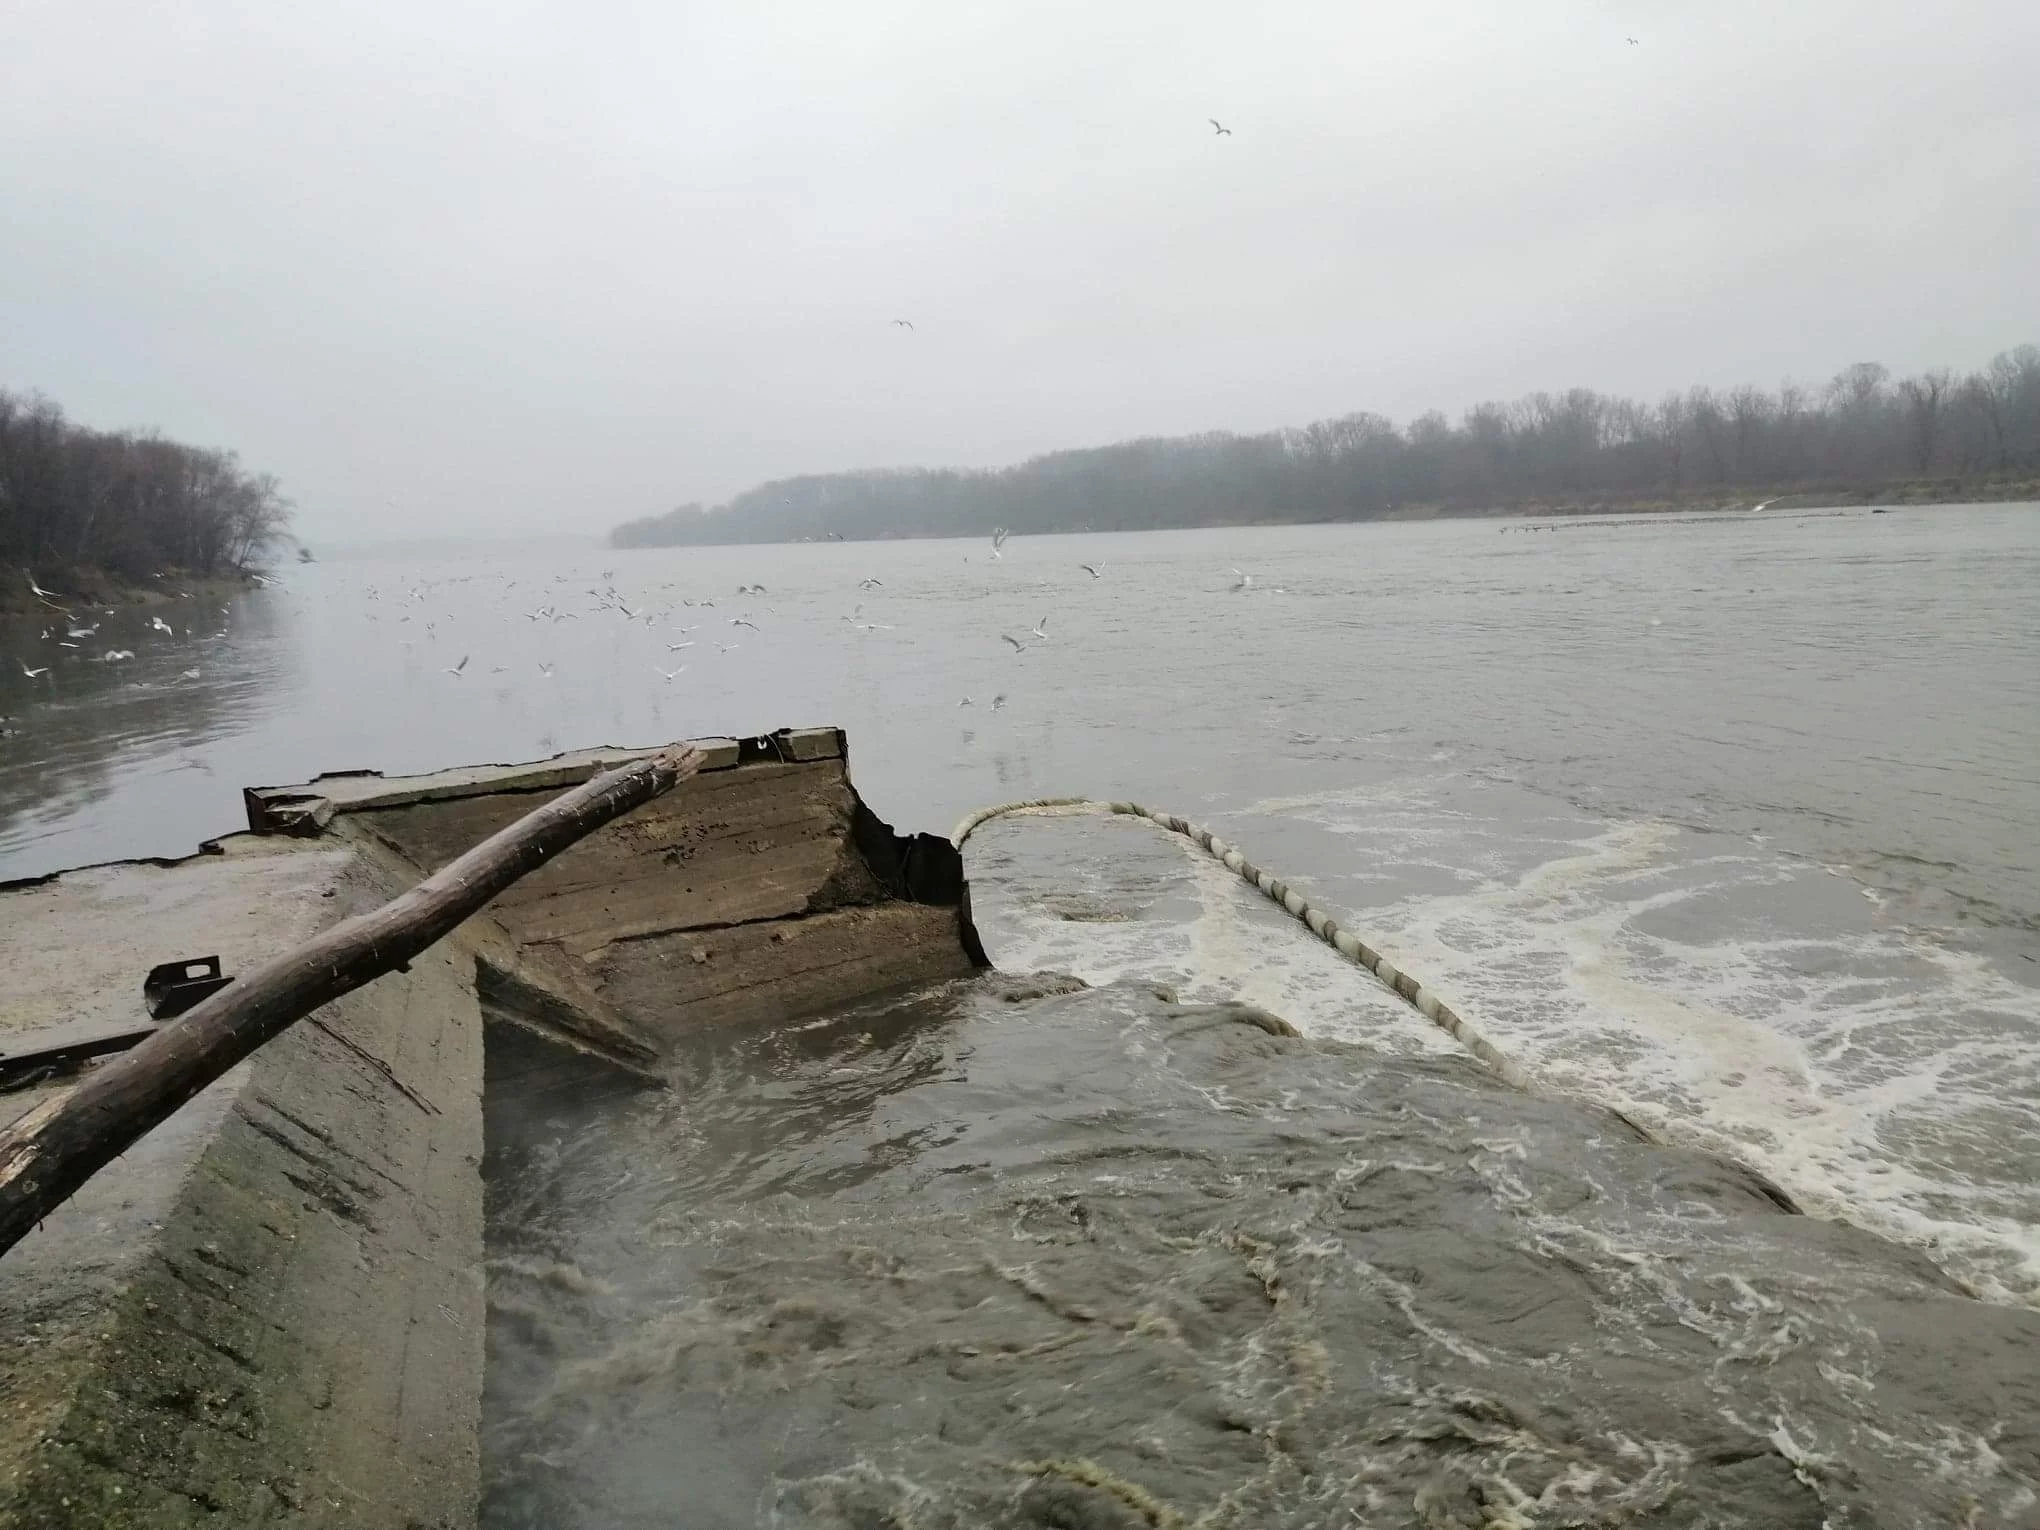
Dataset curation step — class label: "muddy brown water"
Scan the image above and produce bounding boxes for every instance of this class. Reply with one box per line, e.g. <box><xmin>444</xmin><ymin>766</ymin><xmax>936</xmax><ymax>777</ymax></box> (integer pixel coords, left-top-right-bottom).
<box><xmin>480</xmin><ymin>977</ymin><xmax>2039</xmax><ymax>1529</ymax></box>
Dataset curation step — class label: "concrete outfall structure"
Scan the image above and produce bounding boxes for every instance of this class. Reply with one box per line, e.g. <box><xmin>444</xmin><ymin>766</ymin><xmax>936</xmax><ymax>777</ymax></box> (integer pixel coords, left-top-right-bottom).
<box><xmin>0</xmin><ymin>727</ymin><xmax>981</xmax><ymax>1526</ymax></box>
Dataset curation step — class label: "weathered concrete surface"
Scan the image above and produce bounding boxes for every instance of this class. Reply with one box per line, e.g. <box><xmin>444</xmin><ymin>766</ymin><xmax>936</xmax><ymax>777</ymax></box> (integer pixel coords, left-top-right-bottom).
<box><xmin>297</xmin><ymin>733</ymin><xmax>984</xmax><ymax>1053</ymax></box>
<box><xmin>595</xmin><ymin>902</ymin><xmax>978</xmax><ymax>1034</ymax></box>
<box><xmin>0</xmin><ymin>727</ymin><xmax>983</xmax><ymax>1525</ymax></box>
<box><xmin>0</xmin><ymin>840</ymin><xmax>485</xmax><ymax>1527</ymax></box>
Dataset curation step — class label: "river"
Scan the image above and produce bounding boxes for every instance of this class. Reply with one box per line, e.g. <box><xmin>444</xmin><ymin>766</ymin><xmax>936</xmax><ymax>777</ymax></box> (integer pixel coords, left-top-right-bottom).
<box><xmin>4</xmin><ymin>505</ymin><xmax>2039</xmax><ymax>1519</ymax></box>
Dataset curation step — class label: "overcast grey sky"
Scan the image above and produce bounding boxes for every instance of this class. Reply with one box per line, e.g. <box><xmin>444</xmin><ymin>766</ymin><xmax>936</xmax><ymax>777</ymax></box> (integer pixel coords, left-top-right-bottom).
<box><xmin>4</xmin><ymin>1</ymin><xmax>2036</xmax><ymax>540</ymax></box>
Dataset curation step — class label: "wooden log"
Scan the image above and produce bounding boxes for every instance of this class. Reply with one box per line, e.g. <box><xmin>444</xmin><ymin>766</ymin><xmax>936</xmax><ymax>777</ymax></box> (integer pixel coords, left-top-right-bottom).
<box><xmin>0</xmin><ymin>742</ymin><xmax>703</xmax><ymax>1259</ymax></box>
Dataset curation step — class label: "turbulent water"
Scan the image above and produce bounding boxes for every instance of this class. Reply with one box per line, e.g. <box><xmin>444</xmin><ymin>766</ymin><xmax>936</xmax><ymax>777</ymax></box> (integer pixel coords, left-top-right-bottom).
<box><xmin>481</xmin><ymin>980</ymin><xmax>2040</xmax><ymax>1528</ymax></box>
<box><xmin>4</xmin><ymin>505</ymin><xmax>2039</xmax><ymax>1520</ymax></box>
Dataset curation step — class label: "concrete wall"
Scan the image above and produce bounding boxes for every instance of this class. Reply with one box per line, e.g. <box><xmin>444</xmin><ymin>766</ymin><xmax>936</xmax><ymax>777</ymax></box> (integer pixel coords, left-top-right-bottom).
<box><xmin>0</xmin><ymin>842</ymin><xmax>484</xmax><ymax>1528</ymax></box>
<box><xmin>304</xmin><ymin>730</ymin><xmax>983</xmax><ymax>1057</ymax></box>
<box><xmin>0</xmin><ymin>728</ymin><xmax>981</xmax><ymax>1526</ymax></box>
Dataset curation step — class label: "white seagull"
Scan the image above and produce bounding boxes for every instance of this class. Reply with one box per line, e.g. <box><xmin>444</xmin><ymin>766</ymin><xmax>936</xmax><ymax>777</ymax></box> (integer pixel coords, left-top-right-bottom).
<box><xmin>1080</xmin><ymin>563</ymin><xmax>1101</xmax><ymax>579</ymax></box>
<box><xmin>445</xmin><ymin>654</ymin><xmax>470</xmax><ymax>676</ymax></box>
<box><xmin>655</xmin><ymin>664</ymin><xmax>686</xmax><ymax>682</ymax></box>
<box><xmin>1209</xmin><ymin>118</ymin><xmax>1232</xmax><ymax>135</ymax></box>
<box><xmin>730</xmin><ymin>616</ymin><xmax>759</xmax><ymax>631</ymax></box>
<box><xmin>26</xmin><ymin>575</ymin><xmax>61</xmax><ymax>600</ymax></box>
<box><xmin>990</xmin><ymin>527</ymin><xmax>1009</xmax><ymax>560</ymax></box>
<box><xmin>1230</xmin><ymin>568</ymin><xmax>1254</xmax><ymax>592</ymax></box>
<box><xmin>536</xmin><ymin>661</ymin><xmax>555</xmax><ymax>677</ymax></box>
<box><xmin>19</xmin><ymin>661</ymin><xmax>49</xmax><ymax>678</ymax></box>
<box><xmin>149</xmin><ymin>616</ymin><xmax>173</xmax><ymax>634</ymax></box>
<box><xmin>1028</xmin><ymin>614</ymin><xmax>1049</xmax><ymax>640</ymax></box>
<box><xmin>1001</xmin><ymin>633</ymin><xmax>1029</xmax><ymax>653</ymax></box>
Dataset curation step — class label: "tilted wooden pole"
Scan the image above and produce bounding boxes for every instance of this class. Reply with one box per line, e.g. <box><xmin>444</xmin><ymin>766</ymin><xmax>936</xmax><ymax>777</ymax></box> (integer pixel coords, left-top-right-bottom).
<box><xmin>0</xmin><ymin>742</ymin><xmax>703</xmax><ymax>1259</ymax></box>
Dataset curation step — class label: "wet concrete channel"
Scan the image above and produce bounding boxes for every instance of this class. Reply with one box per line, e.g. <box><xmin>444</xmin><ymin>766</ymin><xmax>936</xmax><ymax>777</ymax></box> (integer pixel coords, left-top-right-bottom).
<box><xmin>1</xmin><ymin>728</ymin><xmax>2035</xmax><ymax>1526</ymax></box>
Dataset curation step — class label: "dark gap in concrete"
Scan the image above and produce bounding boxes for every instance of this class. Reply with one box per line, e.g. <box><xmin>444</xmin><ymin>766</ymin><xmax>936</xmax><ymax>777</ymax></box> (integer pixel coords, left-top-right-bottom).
<box><xmin>473</xmin><ymin>957</ymin><xmax>660</xmax><ymax>1075</ymax></box>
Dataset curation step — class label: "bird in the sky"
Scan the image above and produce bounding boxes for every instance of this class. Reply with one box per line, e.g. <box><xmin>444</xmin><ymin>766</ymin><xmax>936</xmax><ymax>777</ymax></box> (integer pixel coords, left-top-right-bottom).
<box><xmin>149</xmin><ymin>616</ymin><xmax>173</xmax><ymax>634</ymax></box>
<box><xmin>445</xmin><ymin>654</ymin><xmax>469</xmax><ymax>676</ymax></box>
<box><xmin>1001</xmin><ymin>633</ymin><xmax>1029</xmax><ymax>653</ymax></box>
<box><xmin>958</xmin><ymin>696</ymin><xmax>973</xmax><ymax>707</ymax></box>
<box><xmin>991</xmin><ymin>694</ymin><xmax>1007</xmax><ymax>711</ymax></box>
<box><xmin>1230</xmin><ymin>568</ymin><xmax>1254</xmax><ymax>592</ymax></box>
<box><xmin>67</xmin><ymin>624</ymin><xmax>97</xmax><ymax>638</ymax></box>
<box><xmin>1029</xmin><ymin>615</ymin><xmax>1050</xmax><ymax>640</ymax></box>
<box><xmin>1626</xmin><ymin>36</ymin><xmax>1640</xmax><ymax>45</ymax></box>
<box><xmin>1209</xmin><ymin>118</ymin><xmax>1232</xmax><ymax>135</ymax></box>
<box><xmin>891</xmin><ymin>319</ymin><xmax>914</xmax><ymax>330</ymax></box>
<box><xmin>990</xmin><ymin>527</ymin><xmax>1009</xmax><ymax>560</ymax></box>
<box><xmin>1080</xmin><ymin>563</ymin><xmax>1101</xmax><ymax>579</ymax></box>
<box><xmin>655</xmin><ymin>665</ymin><xmax>686</xmax><ymax>682</ymax></box>
<box><xmin>18</xmin><ymin>661</ymin><xmax>49</xmax><ymax>679</ymax></box>
<box><xmin>26</xmin><ymin>575</ymin><xmax>60</xmax><ymax>600</ymax></box>
<box><xmin>730</xmin><ymin>616</ymin><xmax>759</xmax><ymax>630</ymax></box>
<box><xmin>666</xmin><ymin>641</ymin><xmax>695</xmax><ymax>652</ymax></box>
<box><xmin>537</xmin><ymin>661</ymin><xmax>555</xmax><ymax>678</ymax></box>
<box><xmin>99</xmin><ymin>649</ymin><xmax>135</xmax><ymax>662</ymax></box>
<box><xmin>860</xmin><ymin>577</ymin><xmax>883</xmax><ymax>590</ymax></box>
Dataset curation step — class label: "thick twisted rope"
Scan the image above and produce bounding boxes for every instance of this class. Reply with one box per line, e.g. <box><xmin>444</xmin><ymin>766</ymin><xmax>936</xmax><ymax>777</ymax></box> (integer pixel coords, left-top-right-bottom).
<box><xmin>953</xmin><ymin>799</ymin><xmax>1533</xmax><ymax>1093</ymax></box>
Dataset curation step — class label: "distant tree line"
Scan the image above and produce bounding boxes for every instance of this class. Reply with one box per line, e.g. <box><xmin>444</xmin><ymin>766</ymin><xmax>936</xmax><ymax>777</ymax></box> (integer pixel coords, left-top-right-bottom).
<box><xmin>614</xmin><ymin>346</ymin><xmax>2040</xmax><ymax>546</ymax></box>
<box><xmin>0</xmin><ymin>388</ymin><xmax>291</xmax><ymax>579</ymax></box>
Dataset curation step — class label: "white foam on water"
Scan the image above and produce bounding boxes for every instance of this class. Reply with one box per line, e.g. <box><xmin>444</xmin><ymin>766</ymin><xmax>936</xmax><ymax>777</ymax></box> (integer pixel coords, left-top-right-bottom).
<box><xmin>964</xmin><ymin>781</ymin><xmax>2040</xmax><ymax>1303</ymax></box>
<box><xmin>1315</xmin><ymin>797</ymin><xmax>2040</xmax><ymax>1304</ymax></box>
<box><xmin>966</xmin><ymin>814</ymin><xmax>1454</xmax><ymax>1059</ymax></box>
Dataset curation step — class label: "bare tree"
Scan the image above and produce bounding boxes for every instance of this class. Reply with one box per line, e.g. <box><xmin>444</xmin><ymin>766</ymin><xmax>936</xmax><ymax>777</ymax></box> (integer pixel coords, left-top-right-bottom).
<box><xmin>604</xmin><ymin>344</ymin><xmax>2040</xmax><ymax>546</ymax></box>
<box><xmin>0</xmin><ymin>387</ymin><xmax>292</xmax><ymax>577</ymax></box>
<box><xmin>1897</xmin><ymin>369</ymin><xmax>1953</xmax><ymax>474</ymax></box>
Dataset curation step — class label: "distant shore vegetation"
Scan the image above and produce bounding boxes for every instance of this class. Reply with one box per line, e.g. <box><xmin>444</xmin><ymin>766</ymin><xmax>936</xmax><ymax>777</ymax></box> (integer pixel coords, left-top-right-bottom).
<box><xmin>1</xmin><ymin>387</ymin><xmax>292</xmax><ymax>589</ymax></box>
<box><xmin>613</xmin><ymin>347</ymin><xmax>2040</xmax><ymax>547</ymax></box>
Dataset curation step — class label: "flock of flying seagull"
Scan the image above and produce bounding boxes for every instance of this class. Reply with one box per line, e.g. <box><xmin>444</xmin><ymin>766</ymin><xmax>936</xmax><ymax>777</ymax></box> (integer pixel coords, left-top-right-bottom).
<box><xmin>6</xmin><ymin>528</ymin><xmax>1279</xmax><ymax>716</ymax></box>
<box><xmin>12</xmin><ymin>574</ymin><xmax>217</xmax><ymax>685</ymax></box>
<box><xmin>375</xmin><ymin>525</ymin><xmax>1267</xmax><ymax>708</ymax></box>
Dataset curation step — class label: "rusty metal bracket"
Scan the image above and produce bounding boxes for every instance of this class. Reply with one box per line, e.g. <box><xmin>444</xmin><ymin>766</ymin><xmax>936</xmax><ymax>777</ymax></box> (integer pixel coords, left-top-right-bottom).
<box><xmin>143</xmin><ymin>955</ymin><xmax>234</xmax><ymax>1020</ymax></box>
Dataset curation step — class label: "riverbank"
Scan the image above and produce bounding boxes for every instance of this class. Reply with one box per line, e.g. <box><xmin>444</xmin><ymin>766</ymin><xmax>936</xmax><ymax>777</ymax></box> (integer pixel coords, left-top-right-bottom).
<box><xmin>1</xmin><ymin>564</ymin><xmax>268</xmax><ymax>617</ymax></box>
<box><xmin>1386</xmin><ymin>474</ymin><xmax>2040</xmax><ymax>522</ymax></box>
<box><xmin>612</xmin><ymin>477</ymin><xmax>2040</xmax><ymax>548</ymax></box>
